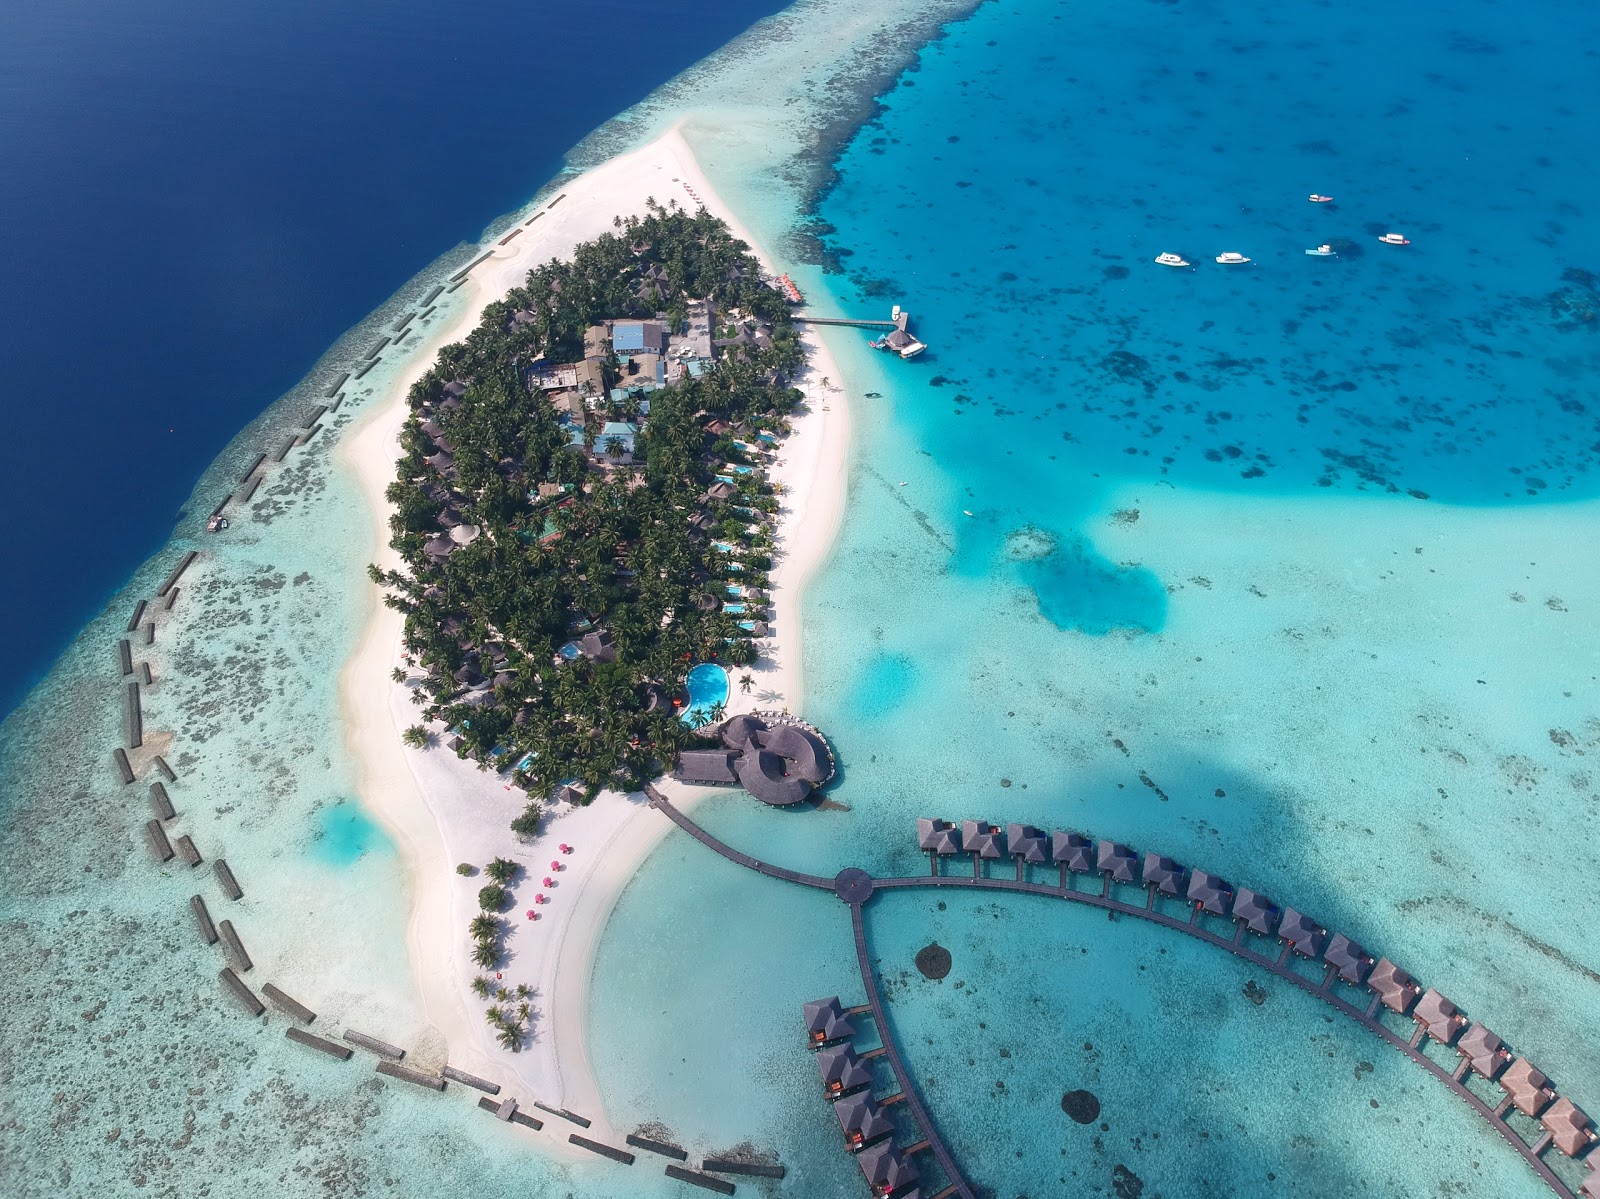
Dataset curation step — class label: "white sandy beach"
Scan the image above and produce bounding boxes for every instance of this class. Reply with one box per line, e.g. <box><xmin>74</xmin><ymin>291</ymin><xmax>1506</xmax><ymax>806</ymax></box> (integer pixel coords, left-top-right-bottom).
<box><xmin>337</xmin><ymin>125</ymin><xmax>850</xmax><ymax>1149</ymax></box>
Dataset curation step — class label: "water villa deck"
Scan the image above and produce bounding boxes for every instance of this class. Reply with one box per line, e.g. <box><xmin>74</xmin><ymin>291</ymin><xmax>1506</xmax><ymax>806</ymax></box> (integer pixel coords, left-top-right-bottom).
<box><xmin>645</xmin><ymin>793</ymin><xmax>1598</xmax><ymax>1199</ymax></box>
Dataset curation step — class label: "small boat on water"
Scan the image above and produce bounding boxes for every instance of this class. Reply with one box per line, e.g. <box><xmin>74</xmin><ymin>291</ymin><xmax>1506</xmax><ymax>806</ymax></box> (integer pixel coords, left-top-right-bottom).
<box><xmin>1215</xmin><ymin>251</ymin><xmax>1251</xmax><ymax>265</ymax></box>
<box><xmin>1308</xmin><ymin>194</ymin><xmax>1334</xmax><ymax>204</ymax></box>
<box><xmin>1305</xmin><ymin>244</ymin><xmax>1337</xmax><ymax>257</ymax></box>
<box><xmin>206</xmin><ymin>514</ymin><xmax>229</xmax><ymax>533</ymax></box>
<box><xmin>1154</xmin><ymin>252</ymin><xmax>1191</xmax><ymax>268</ymax></box>
<box><xmin>1378</xmin><ymin>233</ymin><xmax>1410</xmax><ymax>246</ymax></box>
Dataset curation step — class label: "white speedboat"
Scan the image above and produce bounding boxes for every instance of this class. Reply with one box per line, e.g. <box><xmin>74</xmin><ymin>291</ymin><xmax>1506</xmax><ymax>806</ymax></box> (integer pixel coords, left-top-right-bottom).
<box><xmin>1378</xmin><ymin>232</ymin><xmax>1410</xmax><ymax>246</ymax></box>
<box><xmin>1305</xmin><ymin>244</ymin><xmax>1336</xmax><ymax>257</ymax></box>
<box><xmin>1215</xmin><ymin>251</ymin><xmax>1251</xmax><ymax>265</ymax></box>
<box><xmin>1154</xmin><ymin>252</ymin><xmax>1190</xmax><ymax>268</ymax></box>
<box><xmin>1308</xmin><ymin>194</ymin><xmax>1333</xmax><ymax>204</ymax></box>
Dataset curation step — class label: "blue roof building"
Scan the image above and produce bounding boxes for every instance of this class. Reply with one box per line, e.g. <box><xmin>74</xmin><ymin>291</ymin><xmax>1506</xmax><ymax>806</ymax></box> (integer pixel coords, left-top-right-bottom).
<box><xmin>611</xmin><ymin>320</ymin><xmax>666</xmax><ymax>353</ymax></box>
<box><xmin>596</xmin><ymin>421</ymin><xmax>639</xmax><ymax>463</ymax></box>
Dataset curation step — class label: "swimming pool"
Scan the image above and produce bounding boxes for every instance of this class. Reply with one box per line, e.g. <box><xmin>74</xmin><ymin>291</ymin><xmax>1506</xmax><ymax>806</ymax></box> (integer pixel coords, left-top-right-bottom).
<box><xmin>723</xmin><ymin>603</ymin><xmax>746</xmax><ymax>614</ymax></box>
<box><xmin>682</xmin><ymin>662</ymin><xmax>728</xmax><ymax>725</ymax></box>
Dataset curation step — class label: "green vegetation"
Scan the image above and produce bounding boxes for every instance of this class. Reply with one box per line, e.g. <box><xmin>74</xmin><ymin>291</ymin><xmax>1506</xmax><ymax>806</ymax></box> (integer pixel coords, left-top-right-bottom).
<box><xmin>477</xmin><ymin>883</ymin><xmax>510</xmax><ymax>912</ymax></box>
<box><xmin>485</xmin><ymin>857</ymin><xmax>518</xmax><ymax>884</ymax></box>
<box><xmin>372</xmin><ymin>204</ymin><xmax>804</xmax><ymax>831</ymax></box>
<box><xmin>455</xmin><ymin>862</ymin><xmax>475</xmax><ymax>876</ymax></box>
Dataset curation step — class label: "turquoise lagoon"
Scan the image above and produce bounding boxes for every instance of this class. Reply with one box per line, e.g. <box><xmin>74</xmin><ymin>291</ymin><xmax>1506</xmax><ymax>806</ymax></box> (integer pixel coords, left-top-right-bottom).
<box><xmin>2</xmin><ymin>0</ymin><xmax>1598</xmax><ymax>1196</ymax></box>
<box><xmin>587</xmin><ymin>0</ymin><xmax>1600</xmax><ymax>1197</ymax></box>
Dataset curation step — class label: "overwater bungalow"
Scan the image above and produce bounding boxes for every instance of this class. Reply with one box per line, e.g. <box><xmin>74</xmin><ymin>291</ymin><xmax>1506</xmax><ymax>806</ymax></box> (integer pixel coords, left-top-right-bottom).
<box><xmin>674</xmin><ymin>748</ymin><xmax>739</xmax><ymax>785</ymax></box>
<box><xmin>1324</xmin><ymin>933</ymin><xmax>1373</xmax><ymax>985</ymax></box>
<box><xmin>834</xmin><ymin>1094</ymin><xmax>895</xmax><ymax>1151</ymax></box>
<box><xmin>803</xmin><ymin>997</ymin><xmax>856</xmax><ymax>1048</ymax></box>
<box><xmin>1581</xmin><ymin>1162</ymin><xmax>1600</xmax><ymax>1199</ymax></box>
<box><xmin>1142</xmin><ymin>852</ymin><xmax>1186</xmax><ymax>897</ymax></box>
<box><xmin>1413</xmin><ymin>989</ymin><xmax>1468</xmax><ymax>1046</ymax></box>
<box><xmin>961</xmin><ymin>820</ymin><xmax>1004</xmax><ymax>860</ymax></box>
<box><xmin>1543</xmin><ymin>1097</ymin><xmax>1598</xmax><ymax>1158</ymax></box>
<box><xmin>1052</xmin><ymin>831</ymin><xmax>1095</xmax><ymax>873</ymax></box>
<box><xmin>1367</xmin><ymin>957</ymin><xmax>1421</xmax><ymax>1014</ymax></box>
<box><xmin>917</xmin><ymin>818</ymin><xmax>961</xmax><ymax>856</ymax></box>
<box><xmin>1006</xmin><ymin>824</ymin><xmax>1049</xmax><ymax>864</ymax></box>
<box><xmin>1500</xmin><ymin>1058</ymin><xmax>1558</xmax><ymax>1118</ymax></box>
<box><xmin>1096</xmin><ymin>840</ymin><xmax>1138</xmax><ymax>883</ymax></box>
<box><xmin>1187</xmin><ymin>869</ymin><xmax>1234</xmax><ymax>915</ymax></box>
<box><xmin>1456</xmin><ymin>1023</ymin><xmax>1512</xmax><ymax>1081</ymax></box>
<box><xmin>816</xmin><ymin>1044</ymin><xmax>873</xmax><ymax>1097</ymax></box>
<box><xmin>1277</xmin><ymin>908</ymin><xmax>1327</xmax><ymax>959</ymax></box>
<box><xmin>857</xmin><ymin>1142</ymin><xmax>919</xmax><ymax>1198</ymax></box>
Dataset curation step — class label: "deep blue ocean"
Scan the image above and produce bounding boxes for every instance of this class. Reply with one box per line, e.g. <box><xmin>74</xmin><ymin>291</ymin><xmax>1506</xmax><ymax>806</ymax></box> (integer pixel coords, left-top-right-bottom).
<box><xmin>0</xmin><ymin>0</ymin><xmax>785</xmax><ymax>718</ymax></box>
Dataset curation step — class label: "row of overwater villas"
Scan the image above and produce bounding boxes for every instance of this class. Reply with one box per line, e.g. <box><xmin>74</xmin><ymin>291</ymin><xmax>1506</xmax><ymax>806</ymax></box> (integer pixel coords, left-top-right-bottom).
<box><xmin>916</xmin><ymin>818</ymin><xmax>1600</xmax><ymax>1190</ymax></box>
<box><xmin>802</xmin><ymin>997</ymin><xmax>944</xmax><ymax>1199</ymax></box>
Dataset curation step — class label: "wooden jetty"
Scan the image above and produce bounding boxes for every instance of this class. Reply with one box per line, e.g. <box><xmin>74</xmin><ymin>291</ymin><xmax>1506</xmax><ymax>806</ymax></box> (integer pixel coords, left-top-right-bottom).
<box><xmin>262</xmin><ymin>983</ymin><xmax>314</xmax><ymax>1023</ymax></box>
<box><xmin>376</xmin><ymin>1060</ymin><xmax>444</xmax><ymax>1091</ymax></box>
<box><xmin>114</xmin><ymin>748</ymin><xmax>135</xmax><ymax>784</ymax></box>
<box><xmin>442</xmin><ymin>1065</ymin><xmax>500</xmax><ymax>1094</ymax></box>
<box><xmin>217</xmin><ymin>920</ymin><xmax>251</xmax><ymax>970</ymax></box>
<box><xmin>213</xmin><ymin>858</ymin><xmax>243</xmax><ymax>900</ymax></box>
<box><xmin>665</xmin><ymin>1165</ymin><xmax>735</xmax><ymax>1195</ymax></box>
<box><xmin>191</xmin><ymin>894</ymin><xmax>218</xmax><ymax>944</ymax></box>
<box><xmin>219</xmin><ymin>967</ymin><xmax>264</xmax><ymax>1016</ymax></box>
<box><xmin>150</xmin><ymin>782</ymin><xmax>175</xmax><ymax>820</ymax></box>
<box><xmin>568</xmin><ymin>1134</ymin><xmax>633</xmax><ymax>1165</ymax></box>
<box><xmin>146</xmin><ymin>820</ymin><xmax>173</xmax><ymax>861</ymax></box>
<box><xmin>627</xmin><ymin>1134</ymin><xmax>688</xmax><ymax>1160</ymax></box>
<box><xmin>175</xmin><ymin>834</ymin><xmax>201</xmax><ymax>867</ymax></box>
<box><xmin>286</xmin><ymin>1027</ymin><xmax>351</xmax><ymax>1059</ymax></box>
<box><xmin>342</xmin><ymin>1029</ymin><xmax>404</xmax><ymax>1059</ymax></box>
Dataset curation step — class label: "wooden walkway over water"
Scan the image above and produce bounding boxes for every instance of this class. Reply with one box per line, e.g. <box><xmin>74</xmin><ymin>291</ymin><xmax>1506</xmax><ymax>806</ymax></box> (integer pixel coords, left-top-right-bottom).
<box><xmin>645</xmin><ymin>790</ymin><xmax>1589</xmax><ymax>1199</ymax></box>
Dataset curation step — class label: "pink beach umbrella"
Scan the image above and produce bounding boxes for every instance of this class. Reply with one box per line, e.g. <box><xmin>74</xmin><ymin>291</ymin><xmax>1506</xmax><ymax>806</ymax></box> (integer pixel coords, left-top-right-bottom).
<box><xmin>535</xmin><ymin>893</ymin><xmax>546</xmax><ymax>904</ymax></box>
<box><xmin>558</xmin><ymin>843</ymin><xmax>570</xmax><ymax>853</ymax></box>
<box><xmin>525</xmin><ymin>909</ymin><xmax>535</xmax><ymax>920</ymax></box>
<box><xmin>550</xmin><ymin>860</ymin><xmax>561</xmax><ymax>870</ymax></box>
<box><xmin>542</xmin><ymin>876</ymin><xmax>554</xmax><ymax>887</ymax></box>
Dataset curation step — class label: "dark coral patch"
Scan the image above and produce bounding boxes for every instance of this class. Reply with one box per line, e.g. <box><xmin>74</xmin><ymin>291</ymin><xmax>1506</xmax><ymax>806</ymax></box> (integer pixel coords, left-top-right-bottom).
<box><xmin>915</xmin><ymin>942</ymin><xmax>952</xmax><ymax>979</ymax></box>
<box><xmin>1062</xmin><ymin>1089</ymin><xmax>1101</xmax><ymax>1123</ymax></box>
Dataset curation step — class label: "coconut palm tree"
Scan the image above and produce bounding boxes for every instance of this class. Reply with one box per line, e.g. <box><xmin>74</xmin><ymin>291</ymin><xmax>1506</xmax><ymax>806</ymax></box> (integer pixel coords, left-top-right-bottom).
<box><xmin>470</xmin><ymin>976</ymin><xmax>492</xmax><ymax>999</ymax></box>
<box><xmin>469</xmin><ymin>914</ymin><xmax>498</xmax><ymax>940</ymax></box>
<box><xmin>472</xmin><ymin>940</ymin><xmax>499</xmax><ymax>969</ymax></box>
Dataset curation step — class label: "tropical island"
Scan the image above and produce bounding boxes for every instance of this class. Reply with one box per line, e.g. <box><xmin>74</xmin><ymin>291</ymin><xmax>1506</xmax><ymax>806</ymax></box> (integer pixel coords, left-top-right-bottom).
<box><xmin>370</xmin><ymin>204</ymin><xmax>808</xmax><ymax>839</ymax></box>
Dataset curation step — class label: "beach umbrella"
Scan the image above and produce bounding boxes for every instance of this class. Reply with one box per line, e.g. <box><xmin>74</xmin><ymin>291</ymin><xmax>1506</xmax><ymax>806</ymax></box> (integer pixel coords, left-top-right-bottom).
<box><xmin>550</xmin><ymin>860</ymin><xmax>561</xmax><ymax>870</ymax></box>
<box><xmin>535</xmin><ymin>894</ymin><xmax>546</xmax><ymax>904</ymax></box>
<box><xmin>543</xmin><ymin>877</ymin><xmax>554</xmax><ymax>887</ymax></box>
<box><xmin>525</xmin><ymin>910</ymin><xmax>535</xmax><ymax>920</ymax></box>
<box><xmin>559</xmin><ymin>843</ymin><xmax>570</xmax><ymax>853</ymax></box>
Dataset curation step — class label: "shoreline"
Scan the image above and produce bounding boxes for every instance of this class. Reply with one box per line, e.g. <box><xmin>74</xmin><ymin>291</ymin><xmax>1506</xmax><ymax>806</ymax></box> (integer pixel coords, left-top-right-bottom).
<box><xmin>336</xmin><ymin>124</ymin><xmax>852</xmax><ymax>1148</ymax></box>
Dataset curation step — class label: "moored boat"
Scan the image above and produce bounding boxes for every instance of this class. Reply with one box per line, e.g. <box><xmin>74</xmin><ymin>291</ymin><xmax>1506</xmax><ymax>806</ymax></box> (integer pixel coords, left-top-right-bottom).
<box><xmin>1154</xmin><ymin>252</ymin><xmax>1190</xmax><ymax>268</ymax></box>
<box><xmin>1378</xmin><ymin>233</ymin><xmax>1410</xmax><ymax>246</ymax></box>
<box><xmin>1305</xmin><ymin>244</ymin><xmax>1336</xmax><ymax>257</ymax></box>
<box><xmin>1215</xmin><ymin>251</ymin><xmax>1251</xmax><ymax>265</ymax></box>
<box><xmin>1308</xmin><ymin>194</ymin><xmax>1334</xmax><ymax>203</ymax></box>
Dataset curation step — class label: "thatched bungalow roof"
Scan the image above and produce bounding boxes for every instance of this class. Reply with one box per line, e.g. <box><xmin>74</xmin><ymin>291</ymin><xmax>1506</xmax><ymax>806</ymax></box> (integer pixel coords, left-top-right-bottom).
<box><xmin>1413</xmin><ymin>989</ymin><xmax>1467</xmax><ymax>1045</ymax></box>
<box><xmin>1324</xmin><ymin>933</ymin><xmax>1372</xmax><ymax>985</ymax></box>
<box><xmin>961</xmin><ymin>820</ymin><xmax>1004</xmax><ymax>859</ymax></box>
<box><xmin>448</xmin><ymin>523</ymin><xmax>480</xmax><ymax>546</ymax></box>
<box><xmin>1006</xmin><ymin>824</ymin><xmax>1049</xmax><ymax>864</ymax></box>
<box><xmin>579</xmin><ymin>630</ymin><xmax>616</xmax><ymax>662</ymax></box>
<box><xmin>1500</xmin><ymin>1057</ymin><xmax>1557</xmax><ymax>1118</ymax></box>
<box><xmin>423</xmin><ymin>535</ymin><xmax>455</xmax><ymax>562</ymax></box>
<box><xmin>917</xmin><ymin>818</ymin><xmax>952</xmax><ymax>851</ymax></box>
<box><xmin>1187</xmin><ymin>869</ymin><xmax>1233</xmax><ymax>915</ymax></box>
<box><xmin>857</xmin><ymin>1143</ymin><xmax>918</xmax><ymax>1196</ymax></box>
<box><xmin>1142</xmin><ymin>852</ymin><xmax>1186</xmax><ymax>896</ymax></box>
<box><xmin>1096</xmin><ymin>840</ymin><xmax>1138</xmax><ymax>883</ymax></box>
<box><xmin>672</xmin><ymin>749</ymin><xmax>739</xmax><ymax>785</ymax></box>
<box><xmin>1052</xmin><ymin>831</ymin><xmax>1095</xmax><ymax>872</ymax></box>
<box><xmin>721</xmin><ymin>714</ymin><xmax>765</xmax><ymax>749</ymax></box>
<box><xmin>803</xmin><ymin>996</ymin><xmax>854</xmax><ymax>1047</ymax></box>
<box><xmin>834</xmin><ymin>1095</ymin><xmax>894</xmax><ymax>1148</ymax></box>
<box><xmin>1278</xmin><ymin>908</ymin><xmax>1327</xmax><ymax>960</ymax></box>
<box><xmin>1543</xmin><ymin>1097</ymin><xmax>1598</xmax><ymax>1158</ymax></box>
<box><xmin>735</xmin><ymin>748</ymin><xmax>811</xmax><ymax>806</ymax></box>
<box><xmin>705</xmin><ymin>481</ymin><xmax>736</xmax><ymax>501</ymax></box>
<box><xmin>1367</xmin><ymin>957</ymin><xmax>1421</xmax><ymax>1014</ymax></box>
<box><xmin>1582</xmin><ymin>1160</ymin><xmax>1600</xmax><ymax>1199</ymax></box>
<box><xmin>1456</xmin><ymin>1024</ymin><xmax>1511</xmax><ymax>1081</ymax></box>
<box><xmin>816</xmin><ymin>1043</ymin><xmax>873</xmax><ymax>1096</ymax></box>
<box><xmin>1232</xmin><ymin>889</ymin><xmax>1280</xmax><ymax>936</ymax></box>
